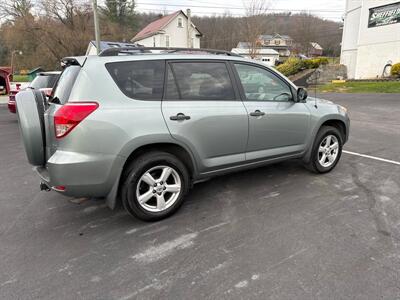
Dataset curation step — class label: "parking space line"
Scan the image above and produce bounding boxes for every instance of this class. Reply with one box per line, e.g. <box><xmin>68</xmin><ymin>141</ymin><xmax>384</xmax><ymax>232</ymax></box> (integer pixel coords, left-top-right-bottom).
<box><xmin>343</xmin><ymin>150</ymin><xmax>400</xmax><ymax>166</ymax></box>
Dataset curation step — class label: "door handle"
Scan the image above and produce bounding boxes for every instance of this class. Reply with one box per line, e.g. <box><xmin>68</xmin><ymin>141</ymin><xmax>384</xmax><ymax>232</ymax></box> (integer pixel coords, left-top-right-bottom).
<box><xmin>249</xmin><ymin>110</ymin><xmax>265</xmax><ymax>117</ymax></box>
<box><xmin>170</xmin><ymin>113</ymin><xmax>191</xmax><ymax>121</ymax></box>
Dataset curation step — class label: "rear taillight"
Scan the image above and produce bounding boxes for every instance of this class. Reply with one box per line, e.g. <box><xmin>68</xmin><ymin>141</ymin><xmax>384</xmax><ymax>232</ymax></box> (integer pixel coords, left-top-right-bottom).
<box><xmin>54</xmin><ymin>102</ymin><xmax>98</xmax><ymax>138</ymax></box>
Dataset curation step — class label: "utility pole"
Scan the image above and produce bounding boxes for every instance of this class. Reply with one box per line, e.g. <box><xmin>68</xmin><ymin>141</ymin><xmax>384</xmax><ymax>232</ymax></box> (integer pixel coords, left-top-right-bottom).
<box><xmin>10</xmin><ymin>50</ymin><xmax>22</xmax><ymax>76</ymax></box>
<box><xmin>186</xmin><ymin>9</ymin><xmax>192</xmax><ymax>48</ymax></box>
<box><xmin>92</xmin><ymin>0</ymin><xmax>101</xmax><ymax>55</ymax></box>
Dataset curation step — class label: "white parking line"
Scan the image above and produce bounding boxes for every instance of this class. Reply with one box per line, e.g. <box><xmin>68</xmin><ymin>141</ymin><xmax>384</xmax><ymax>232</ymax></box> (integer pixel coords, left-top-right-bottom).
<box><xmin>343</xmin><ymin>150</ymin><xmax>400</xmax><ymax>166</ymax></box>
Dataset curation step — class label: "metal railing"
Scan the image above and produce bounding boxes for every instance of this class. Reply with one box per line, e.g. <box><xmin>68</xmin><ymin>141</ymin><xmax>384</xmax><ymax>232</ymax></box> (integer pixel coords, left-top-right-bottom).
<box><xmin>98</xmin><ymin>47</ymin><xmax>241</xmax><ymax>57</ymax></box>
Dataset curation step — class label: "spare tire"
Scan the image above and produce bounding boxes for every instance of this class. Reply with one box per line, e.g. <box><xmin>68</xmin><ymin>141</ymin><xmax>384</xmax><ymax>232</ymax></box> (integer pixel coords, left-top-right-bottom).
<box><xmin>15</xmin><ymin>90</ymin><xmax>47</xmax><ymax>166</ymax></box>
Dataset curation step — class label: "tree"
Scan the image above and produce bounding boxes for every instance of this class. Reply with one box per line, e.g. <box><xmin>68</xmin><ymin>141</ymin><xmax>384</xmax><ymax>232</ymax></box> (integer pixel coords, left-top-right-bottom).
<box><xmin>101</xmin><ymin>0</ymin><xmax>136</xmax><ymax>28</ymax></box>
<box><xmin>242</xmin><ymin>0</ymin><xmax>269</xmax><ymax>58</ymax></box>
<box><xmin>294</xmin><ymin>12</ymin><xmax>317</xmax><ymax>56</ymax></box>
<box><xmin>0</xmin><ymin>0</ymin><xmax>33</xmax><ymax>19</ymax></box>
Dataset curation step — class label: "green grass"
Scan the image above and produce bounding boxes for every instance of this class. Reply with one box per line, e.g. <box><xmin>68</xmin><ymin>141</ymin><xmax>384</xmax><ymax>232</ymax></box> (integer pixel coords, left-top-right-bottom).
<box><xmin>317</xmin><ymin>81</ymin><xmax>400</xmax><ymax>93</ymax></box>
<box><xmin>12</xmin><ymin>75</ymin><xmax>30</xmax><ymax>82</ymax></box>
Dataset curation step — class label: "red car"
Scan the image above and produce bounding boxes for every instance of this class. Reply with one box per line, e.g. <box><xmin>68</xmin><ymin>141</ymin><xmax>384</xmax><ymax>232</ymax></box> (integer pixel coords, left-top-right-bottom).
<box><xmin>8</xmin><ymin>71</ymin><xmax>61</xmax><ymax>113</ymax></box>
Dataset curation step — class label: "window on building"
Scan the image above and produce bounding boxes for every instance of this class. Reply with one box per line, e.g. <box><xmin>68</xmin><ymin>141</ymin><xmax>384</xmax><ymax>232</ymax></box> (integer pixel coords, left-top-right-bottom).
<box><xmin>166</xmin><ymin>62</ymin><xmax>235</xmax><ymax>100</ymax></box>
<box><xmin>274</xmin><ymin>40</ymin><xmax>281</xmax><ymax>45</ymax></box>
<box><xmin>153</xmin><ymin>36</ymin><xmax>156</xmax><ymax>47</ymax></box>
<box><xmin>178</xmin><ymin>17</ymin><xmax>183</xmax><ymax>28</ymax></box>
<box><xmin>105</xmin><ymin>60</ymin><xmax>165</xmax><ymax>100</ymax></box>
<box><xmin>165</xmin><ymin>35</ymin><xmax>170</xmax><ymax>47</ymax></box>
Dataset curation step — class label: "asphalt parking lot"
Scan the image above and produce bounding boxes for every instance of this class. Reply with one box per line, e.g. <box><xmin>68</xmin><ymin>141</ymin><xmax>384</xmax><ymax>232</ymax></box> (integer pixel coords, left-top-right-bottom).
<box><xmin>1</xmin><ymin>93</ymin><xmax>400</xmax><ymax>299</ymax></box>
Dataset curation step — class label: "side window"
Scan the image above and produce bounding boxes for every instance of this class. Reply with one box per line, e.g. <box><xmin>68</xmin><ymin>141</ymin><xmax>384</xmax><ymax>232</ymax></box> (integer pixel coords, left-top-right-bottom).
<box><xmin>105</xmin><ymin>60</ymin><xmax>165</xmax><ymax>100</ymax></box>
<box><xmin>166</xmin><ymin>62</ymin><xmax>235</xmax><ymax>100</ymax></box>
<box><xmin>178</xmin><ymin>17</ymin><xmax>183</xmax><ymax>28</ymax></box>
<box><xmin>234</xmin><ymin>63</ymin><xmax>292</xmax><ymax>102</ymax></box>
<box><xmin>165</xmin><ymin>35</ymin><xmax>170</xmax><ymax>47</ymax></box>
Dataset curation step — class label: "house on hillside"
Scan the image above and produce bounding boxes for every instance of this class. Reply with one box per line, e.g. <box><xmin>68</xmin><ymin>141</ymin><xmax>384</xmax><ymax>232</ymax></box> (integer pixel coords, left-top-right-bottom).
<box><xmin>292</xmin><ymin>42</ymin><xmax>324</xmax><ymax>57</ymax></box>
<box><xmin>237</xmin><ymin>34</ymin><xmax>293</xmax><ymax>61</ymax></box>
<box><xmin>86</xmin><ymin>40</ymin><xmax>140</xmax><ymax>55</ymax></box>
<box><xmin>309</xmin><ymin>42</ymin><xmax>324</xmax><ymax>57</ymax></box>
<box><xmin>231</xmin><ymin>48</ymin><xmax>279</xmax><ymax>66</ymax></box>
<box><xmin>258</xmin><ymin>34</ymin><xmax>293</xmax><ymax>59</ymax></box>
<box><xmin>131</xmin><ymin>10</ymin><xmax>203</xmax><ymax>48</ymax></box>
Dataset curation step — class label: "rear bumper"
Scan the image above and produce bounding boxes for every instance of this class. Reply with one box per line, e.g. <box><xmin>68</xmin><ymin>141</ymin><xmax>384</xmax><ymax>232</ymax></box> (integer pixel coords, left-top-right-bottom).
<box><xmin>35</xmin><ymin>150</ymin><xmax>125</xmax><ymax>198</ymax></box>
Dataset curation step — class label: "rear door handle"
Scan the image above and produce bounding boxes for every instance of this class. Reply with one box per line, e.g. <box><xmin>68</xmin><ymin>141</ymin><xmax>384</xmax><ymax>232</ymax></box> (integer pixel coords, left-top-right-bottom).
<box><xmin>170</xmin><ymin>113</ymin><xmax>191</xmax><ymax>121</ymax></box>
<box><xmin>249</xmin><ymin>110</ymin><xmax>265</xmax><ymax>117</ymax></box>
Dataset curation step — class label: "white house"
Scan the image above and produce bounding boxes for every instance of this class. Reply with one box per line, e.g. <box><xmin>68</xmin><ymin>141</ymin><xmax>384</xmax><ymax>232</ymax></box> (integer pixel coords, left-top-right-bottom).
<box><xmin>340</xmin><ymin>0</ymin><xmax>400</xmax><ymax>79</ymax></box>
<box><xmin>231</xmin><ymin>48</ymin><xmax>279</xmax><ymax>66</ymax></box>
<box><xmin>131</xmin><ymin>10</ymin><xmax>202</xmax><ymax>48</ymax></box>
<box><xmin>85</xmin><ymin>41</ymin><xmax>139</xmax><ymax>55</ymax></box>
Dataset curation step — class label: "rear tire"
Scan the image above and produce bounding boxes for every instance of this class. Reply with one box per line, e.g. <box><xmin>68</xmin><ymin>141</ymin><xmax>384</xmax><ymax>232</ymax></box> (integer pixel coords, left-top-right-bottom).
<box><xmin>121</xmin><ymin>151</ymin><xmax>189</xmax><ymax>222</ymax></box>
<box><xmin>305</xmin><ymin>126</ymin><xmax>343</xmax><ymax>173</ymax></box>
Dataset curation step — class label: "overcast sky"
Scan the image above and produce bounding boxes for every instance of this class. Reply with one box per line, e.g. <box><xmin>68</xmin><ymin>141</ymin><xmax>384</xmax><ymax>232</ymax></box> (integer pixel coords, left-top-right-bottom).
<box><xmin>134</xmin><ymin>0</ymin><xmax>346</xmax><ymax>22</ymax></box>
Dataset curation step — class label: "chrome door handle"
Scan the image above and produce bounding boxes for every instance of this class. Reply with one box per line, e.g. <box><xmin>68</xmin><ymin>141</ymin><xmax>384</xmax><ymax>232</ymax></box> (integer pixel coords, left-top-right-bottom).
<box><xmin>170</xmin><ymin>113</ymin><xmax>191</xmax><ymax>121</ymax></box>
<box><xmin>249</xmin><ymin>110</ymin><xmax>265</xmax><ymax>117</ymax></box>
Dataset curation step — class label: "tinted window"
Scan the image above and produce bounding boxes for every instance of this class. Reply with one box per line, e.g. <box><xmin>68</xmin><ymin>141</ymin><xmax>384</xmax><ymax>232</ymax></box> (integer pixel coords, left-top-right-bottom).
<box><xmin>51</xmin><ymin>66</ymin><xmax>80</xmax><ymax>104</ymax></box>
<box><xmin>234</xmin><ymin>63</ymin><xmax>292</xmax><ymax>101</ymax></box>
<box><xmin>106</xmin><ymin>60</ymin><xmax>165</xmax><ymax>100</ymax></box>
<box><xmin>166</xmin><ymin>62</ymin><xmax>235</xmax><ymax>100</ymax></box>
<box><xmin>30</xmin><ymin>74</ymin><xmax>59</xmax><ymax>89</ymax></box>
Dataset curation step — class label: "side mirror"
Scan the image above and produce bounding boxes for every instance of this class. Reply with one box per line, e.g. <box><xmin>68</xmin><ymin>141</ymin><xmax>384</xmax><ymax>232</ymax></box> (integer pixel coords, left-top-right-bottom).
<box><xmin>297</xmin><ymin>87</ymin><xmax>308</xmax><ymax>102</ymax></box>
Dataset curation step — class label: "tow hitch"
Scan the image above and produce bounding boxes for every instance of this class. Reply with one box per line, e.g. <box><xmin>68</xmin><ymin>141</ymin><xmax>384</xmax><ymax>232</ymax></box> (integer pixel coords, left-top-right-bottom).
<box><xmin>40</xmin><ymin>182</ymin><xmax>51</xmax><ymax>192</ymax></box>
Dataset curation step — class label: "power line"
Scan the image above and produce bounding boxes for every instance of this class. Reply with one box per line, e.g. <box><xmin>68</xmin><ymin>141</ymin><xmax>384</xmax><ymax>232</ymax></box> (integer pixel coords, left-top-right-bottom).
<box><xmin>134</xmin><ymin>7</ymin><xmax>343</xmax><ymax>20</ymax></box>
<box><xmin>134</xmin><ymin>2</ymin><xmax>343</xmax><ymax>13</ymax></box>
<box><xmin>89</xmin><ymin>0</ymin><xmax>343</xmax><ymax>14</ymax></box>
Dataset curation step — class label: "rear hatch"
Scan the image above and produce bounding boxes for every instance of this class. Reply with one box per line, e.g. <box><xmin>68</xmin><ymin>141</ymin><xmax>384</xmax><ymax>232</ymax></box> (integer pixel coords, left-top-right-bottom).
<box><xmin>45</xmin><ymin>65</ymin><xmax>81</xmax><ymax>160</ymax></box>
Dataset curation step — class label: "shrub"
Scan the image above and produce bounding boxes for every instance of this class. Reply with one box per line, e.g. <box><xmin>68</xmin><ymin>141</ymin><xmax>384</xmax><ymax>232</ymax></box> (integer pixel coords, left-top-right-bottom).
<box><xmin>276</xmin><ymin>57</ymin><xmax>304</xmax><ymax>76</ymax></box>
<box><xmin>391</xmin><ymin>63</ymin><xmax>400</xmax><ymax>77</ymax></box>
<box><xmin>303</xmin><ymin>57</ymin><xmax>329</xmax><ymax>69</ymax></box>
<box><xmin>276</xmin><ymin>57</ymin><xmax>330</xmax><ymax>76</ymax></box>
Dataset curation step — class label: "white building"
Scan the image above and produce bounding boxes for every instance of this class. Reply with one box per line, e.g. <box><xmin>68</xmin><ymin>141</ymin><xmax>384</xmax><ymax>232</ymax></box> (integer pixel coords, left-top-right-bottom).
<box><xmin>85</xmin><ymin>41</ymin><xmax>139</xmax><ymax>55</ymax></box>
<box><xmin>341</xmin><ymin>0</ymin><xmax>400</xmax><ymax>79</ymax></box>
<box><xmin>131</xmin><ymin>10</ymin><xmax>202</xmax><ymax>48</ymax></box>
<box><xmin>231</xmin><ymin>48</ymin><xmax>279</xmax><ymax>66</ymax></box>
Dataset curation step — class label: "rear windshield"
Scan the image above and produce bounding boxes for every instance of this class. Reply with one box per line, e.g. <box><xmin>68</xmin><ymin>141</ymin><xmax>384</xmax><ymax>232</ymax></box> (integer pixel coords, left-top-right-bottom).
<box><xmin>50</xmin><ymin>66</ymin><xmax>80</xmax><ymax>104</ymax></box>
<box><xmin>105</xmin><ymin>60</ymin><xmax>165</xmax><ymax>100</ymax></box>
<box><xmin>30</xmin><ymin>74</ymin><xmax>59</xmax><ymax>89</ymax></box>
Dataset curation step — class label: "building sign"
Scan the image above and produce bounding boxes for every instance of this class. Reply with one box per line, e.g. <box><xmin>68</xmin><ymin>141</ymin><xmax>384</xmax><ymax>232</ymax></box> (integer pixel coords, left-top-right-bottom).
<box><xmin>368</xmin><ymin>1</ymin><xmax>400</xmax><ymax>27</ymax></box>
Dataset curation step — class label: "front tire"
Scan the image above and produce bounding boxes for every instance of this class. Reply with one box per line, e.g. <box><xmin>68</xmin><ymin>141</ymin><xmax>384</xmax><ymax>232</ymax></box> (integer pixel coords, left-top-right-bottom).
<box><xmin>121</xmin><ymin>151</ymin><xmax>189</xmax><ymax>221</ymax></box>
<box><xmin>306</xmin><ymin>126</ymin><xmax>343</xmax><ymax>173</ymax></box>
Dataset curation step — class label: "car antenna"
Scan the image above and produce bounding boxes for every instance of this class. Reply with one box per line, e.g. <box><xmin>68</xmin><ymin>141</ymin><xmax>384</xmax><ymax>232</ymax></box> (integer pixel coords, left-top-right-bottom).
<box><xmin>314</xmin><ymin>70</ymin><xmax>320</xmax><ymax>108</ymax></box>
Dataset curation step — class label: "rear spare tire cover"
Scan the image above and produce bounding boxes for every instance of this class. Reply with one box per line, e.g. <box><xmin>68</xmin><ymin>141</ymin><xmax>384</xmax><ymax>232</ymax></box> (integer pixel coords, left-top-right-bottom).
<box><xmin>16</xmin><ymin>90</ymin><xmax>46</xmax><ymax>166</ymax></box>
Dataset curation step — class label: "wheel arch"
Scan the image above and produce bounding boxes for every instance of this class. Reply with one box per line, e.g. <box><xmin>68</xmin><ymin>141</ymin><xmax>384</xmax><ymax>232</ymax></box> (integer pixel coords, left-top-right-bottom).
<box><xmin>121</xmin><ymin>143</ymin><xmax>197</xmax><ymax>179</ymax></box>
<box><xmin>303</xmin><ymin>117</ymin><xmax>348</xmax><ymax>164</ymax></box>
<box><xmin>106</xmin><ymin>142</ymin><xmax>197</xmax><ymax>210</ymax></box>
<box><xmin>320</xmin><ymin>119</ymin><xmax>347</xmax><ymax>142</ymax></box>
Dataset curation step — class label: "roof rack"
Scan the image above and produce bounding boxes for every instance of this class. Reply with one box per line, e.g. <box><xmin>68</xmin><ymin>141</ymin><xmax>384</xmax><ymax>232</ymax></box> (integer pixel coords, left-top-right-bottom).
<box><xmin>98</xmin><ymin>47</ymin><xmax>242</xmax><ymax>57</ymax></box>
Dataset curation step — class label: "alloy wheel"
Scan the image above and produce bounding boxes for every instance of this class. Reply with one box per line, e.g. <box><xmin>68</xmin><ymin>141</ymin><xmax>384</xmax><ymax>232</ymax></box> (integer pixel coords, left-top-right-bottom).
<box><xmin>136</xmin><ymin>165</ymin><xmax>181</xmax><ymax>212</ymax></box>
<box><xmin>318</xmin><ymin>135</ymin><xmax>339</xmax><ymax>168</ymax></box>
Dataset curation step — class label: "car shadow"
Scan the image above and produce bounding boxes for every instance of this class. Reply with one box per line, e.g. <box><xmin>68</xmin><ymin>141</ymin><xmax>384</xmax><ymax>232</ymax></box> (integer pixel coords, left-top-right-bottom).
<box><xmin>60</xmin><ymin>160</ymin><xmax>315</xmax><ymax>236</ymax></box>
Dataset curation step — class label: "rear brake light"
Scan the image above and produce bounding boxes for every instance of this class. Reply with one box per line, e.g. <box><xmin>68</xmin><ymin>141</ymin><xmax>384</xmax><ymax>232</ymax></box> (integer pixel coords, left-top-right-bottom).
<box><xmin>54</xmin><ymin>102</ymin><xmax>98</xmax><ymax>138</ymax></box>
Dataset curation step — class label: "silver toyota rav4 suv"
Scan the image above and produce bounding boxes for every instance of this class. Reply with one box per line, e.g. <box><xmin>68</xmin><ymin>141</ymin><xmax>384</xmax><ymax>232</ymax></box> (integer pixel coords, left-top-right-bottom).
<box><xmin>16</xmin><ymin>47</ymin><xmax>349</xmax><ymax>221</ymax></box>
